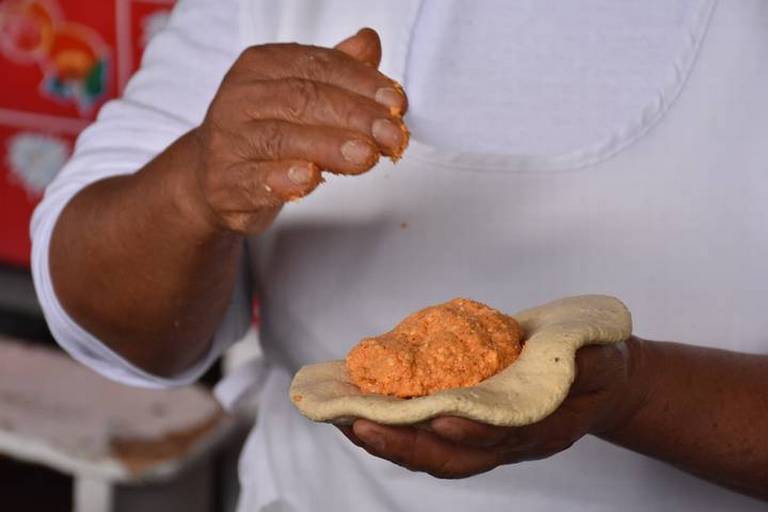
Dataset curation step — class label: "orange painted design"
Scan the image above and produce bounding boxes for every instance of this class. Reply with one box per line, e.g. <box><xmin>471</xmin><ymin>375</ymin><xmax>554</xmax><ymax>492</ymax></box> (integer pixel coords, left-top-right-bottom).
<box><xmin>0</xmin><ymin>0</ymin><xmax>108</xmax><ymax>112</ymax></box>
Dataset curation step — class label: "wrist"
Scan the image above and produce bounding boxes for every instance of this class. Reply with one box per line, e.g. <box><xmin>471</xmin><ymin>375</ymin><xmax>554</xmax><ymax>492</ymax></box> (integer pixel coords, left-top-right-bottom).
<box><xmin>140</xmin><ymin>129</ymin><xmax>233</xmax><ymax>242</ymax></box>
<box><xmin>176</xmin><ymin>129</ymin><xmax>227</xmax><ymax>237</ymax></box>
<box><xmin>592</xmin><ymin>337</ymin><xmax>654</xmax><ymax>436</ymax></box>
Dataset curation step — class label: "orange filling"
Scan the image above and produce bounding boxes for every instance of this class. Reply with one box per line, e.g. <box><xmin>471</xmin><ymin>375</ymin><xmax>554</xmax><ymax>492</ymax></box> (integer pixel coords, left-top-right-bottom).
<box><xmin>346</xmin><ymin>298</ymin><xmax>523</xmax><ymax>398</ymax></box>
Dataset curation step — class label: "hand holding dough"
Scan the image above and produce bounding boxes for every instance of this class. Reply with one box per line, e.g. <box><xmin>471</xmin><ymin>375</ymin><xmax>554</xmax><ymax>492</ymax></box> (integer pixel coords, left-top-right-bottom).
<box><xmin>290</xmin><ymin>295</ymin><xmax>632</xmax><ymax>427</ymax></box>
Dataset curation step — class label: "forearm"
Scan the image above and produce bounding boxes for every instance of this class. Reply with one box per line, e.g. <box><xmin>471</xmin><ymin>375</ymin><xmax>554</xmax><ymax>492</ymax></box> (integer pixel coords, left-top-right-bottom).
<box><xmin>47</xmin><ymin>30</ymin><xmax>403</xmax><ymax>378</ymax></box>
<box><xmin>50</xmin><ymin>130</ymin><xmax>244</xmax><ymax>376</ymax></box>
<box><xmin>600</xmin><ymin>339</ymin><xmax>768</xmax><ymax>499</ymax></box>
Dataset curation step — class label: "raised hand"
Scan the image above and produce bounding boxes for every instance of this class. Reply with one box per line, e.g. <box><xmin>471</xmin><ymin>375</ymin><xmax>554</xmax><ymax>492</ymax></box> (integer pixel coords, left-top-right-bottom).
<box><xmin>190</xmin><ymin>28</ymin><xmax>408</xmax><ymax>233</ymax></box>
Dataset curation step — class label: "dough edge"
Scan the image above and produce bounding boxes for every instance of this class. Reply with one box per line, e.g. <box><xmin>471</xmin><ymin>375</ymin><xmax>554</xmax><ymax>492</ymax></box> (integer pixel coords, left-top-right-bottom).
<box><xmin>289</xmin><ymin>295</ymin><xmax>632</xmax><ymax>426</ymax></box>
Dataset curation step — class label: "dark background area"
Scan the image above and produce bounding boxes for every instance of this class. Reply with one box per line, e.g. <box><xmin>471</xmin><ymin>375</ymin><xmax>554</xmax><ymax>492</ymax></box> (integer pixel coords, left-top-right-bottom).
<box><xmin>0</xmin><ymin>261</ymin><xmax>68</xmax><ymax>508</ymax></box>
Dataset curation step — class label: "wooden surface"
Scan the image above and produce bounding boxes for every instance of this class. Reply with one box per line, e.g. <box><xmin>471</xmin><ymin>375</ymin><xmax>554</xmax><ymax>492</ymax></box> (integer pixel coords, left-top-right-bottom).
<box><xmin>0</xmin><ymin>337</ymin><xmax>233</xmax><ymax>483</ymax></box>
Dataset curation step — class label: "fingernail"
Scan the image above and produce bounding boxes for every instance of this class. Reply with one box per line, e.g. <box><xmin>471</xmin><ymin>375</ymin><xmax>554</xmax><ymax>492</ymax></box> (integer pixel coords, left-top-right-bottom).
<box><xmin>287</xmin><ymin>164</ymin><xmax>312</xmax><ymax>185</ymax></box>
<box><xmin>375</xmin><ymin>87</ymin><xmax>404</xmax><ymax>114</ymax></box>
<box><xmin>372</xmin><ymin>118</ymin><xmax>403</xmax><ymax>149</ymax></box>
<box><xmin>341</xmin><ymin>139</ymin><xmax>375</xmax><ymax>165</ymax></box>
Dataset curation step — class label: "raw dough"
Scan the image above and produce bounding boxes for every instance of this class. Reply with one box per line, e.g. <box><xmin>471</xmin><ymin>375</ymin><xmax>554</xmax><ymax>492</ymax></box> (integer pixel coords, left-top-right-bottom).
<box><xmin>346</xmin><ymin>298</ymin><xmax>523</xmax><ymax>398</ymax></box>
<box><xmin>290</xmin><ymin>295</ymin><xmax>631</xmax><ymax>426</ymax></box>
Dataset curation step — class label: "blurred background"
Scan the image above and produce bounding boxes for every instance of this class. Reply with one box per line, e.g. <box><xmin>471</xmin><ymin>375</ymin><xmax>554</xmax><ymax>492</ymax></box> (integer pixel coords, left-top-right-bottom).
<box><xmin>0</xmin><ymin>1</ymin><xmax>252</xmax><ymax>510</ymax></box>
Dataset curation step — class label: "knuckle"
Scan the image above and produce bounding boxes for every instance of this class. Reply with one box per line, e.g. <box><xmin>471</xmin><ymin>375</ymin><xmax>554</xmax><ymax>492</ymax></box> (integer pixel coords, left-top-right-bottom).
<box><xmin>279</xmin><ymin>42</ymin><xmax>303</xmax><ymax>53</ymax></box>
<box><xmin>241</xmin><ymin>43</ymin><xmax>276</xmax><ymax>63</ymax></box>
<box><xmin>237</xmin><ymin>45</ymin><xmax>263</xmax><ymax>70</ymax></box>
<box><xmin>208</xmin><ymin>84</ymin><xmax>249</xmax><ymax>125</ymax></box>
<box><xmin>241</xmin><ymin>44</ymin><xmax>261</xmax><ymax>58</ymax></box>
<box><xmin>238</xmin><ymin>43</ymin><xmax>296</xmax><ymax>75</ymax></box>
<box><xmin>282</xmin><ymin>78</ymin><xmax>320</xmax><ymax>121</ymax></box>
<box><xmin>239</xmin><ymin>166</ymin><xmax>264</xmax><ymax>199</ymax></box>
<box><xmin>293</xmin><ymin>46</ymin><xmax>332</xmax><ymax>78</ymax></box>
<box><xmin>338</xmin><ymin>102</ymin><xmax>367</xmax><ymax>131</ymax></box>
<box><xmin>253</xmin><ymin>121</ymin><xmax>285</xmax><ymax>158</ymax></box>
<box><xmin>224</xmin><ymin>165</ymin><xmax>278</xmax><ymax>213</ymax></box>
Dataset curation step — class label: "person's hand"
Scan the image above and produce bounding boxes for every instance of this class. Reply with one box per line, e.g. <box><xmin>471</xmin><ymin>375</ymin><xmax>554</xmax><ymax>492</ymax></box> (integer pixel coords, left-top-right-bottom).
<box><xmin>338</xmin><ymin>339</ymin><xmax>647</xmax><ymax>479</ymax></box>
<box><xmin>188</xmin><ymin>28</ymin><xmax>408</xmax><ymax>234</ymax></box>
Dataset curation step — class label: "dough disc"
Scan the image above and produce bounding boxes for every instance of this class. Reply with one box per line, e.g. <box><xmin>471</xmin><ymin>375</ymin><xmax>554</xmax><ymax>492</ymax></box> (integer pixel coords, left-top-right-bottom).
<box><xmin>289</xmin><ymin>295</ymin><xmax>632</xmax><ymax>426</ymax></box>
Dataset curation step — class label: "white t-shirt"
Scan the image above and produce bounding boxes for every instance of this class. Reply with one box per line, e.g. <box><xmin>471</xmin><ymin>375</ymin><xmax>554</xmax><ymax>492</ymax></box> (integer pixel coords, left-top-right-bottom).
<box><xmin>31</xmin><ymin>0</ymin><xmax>768</xmax><ymax>510</ymax></box>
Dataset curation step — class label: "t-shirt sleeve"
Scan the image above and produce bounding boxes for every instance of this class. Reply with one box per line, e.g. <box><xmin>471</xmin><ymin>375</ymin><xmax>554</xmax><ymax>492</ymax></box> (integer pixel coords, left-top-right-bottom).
<box><xmin>30</xmin><ymin>0</ymin><xmax>251</xmax><ymax>389</ymax></box>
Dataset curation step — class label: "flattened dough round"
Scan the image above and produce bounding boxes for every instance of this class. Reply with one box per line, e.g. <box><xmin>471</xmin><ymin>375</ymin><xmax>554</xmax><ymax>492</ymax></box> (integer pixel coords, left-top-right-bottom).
<box><xmin>289</xmin><ymin>295</ymin><xmax>632</xmax><ymax>426</ymax></box>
